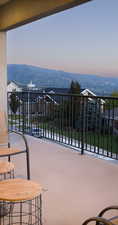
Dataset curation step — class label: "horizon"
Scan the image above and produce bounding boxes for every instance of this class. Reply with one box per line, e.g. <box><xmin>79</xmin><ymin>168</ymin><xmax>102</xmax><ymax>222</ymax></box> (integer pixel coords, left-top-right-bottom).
<box><xmin>8</xmin><ymin>63</ymin><xmax>118</xmax><ymax>79</ymax></box>
<box><xmin>7</xmin><ymin>0</ymin><xmax>118</xmax><ymax>77</ymax></box>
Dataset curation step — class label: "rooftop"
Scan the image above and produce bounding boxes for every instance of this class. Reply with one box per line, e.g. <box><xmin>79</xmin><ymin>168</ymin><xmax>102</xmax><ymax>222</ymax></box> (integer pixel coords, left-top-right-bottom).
<box><xmin>9</xmin><ymin>134</ymin><xmax>118</xmax><ymax>225</ymax></box>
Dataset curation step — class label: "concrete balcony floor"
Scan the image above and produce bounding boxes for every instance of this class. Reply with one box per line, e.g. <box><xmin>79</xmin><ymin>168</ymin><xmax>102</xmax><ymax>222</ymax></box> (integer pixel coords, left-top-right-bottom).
<box><xmin>7</xmin><ymin>135</ymin><xmax>118</xmax><ymax>225</ymax></box>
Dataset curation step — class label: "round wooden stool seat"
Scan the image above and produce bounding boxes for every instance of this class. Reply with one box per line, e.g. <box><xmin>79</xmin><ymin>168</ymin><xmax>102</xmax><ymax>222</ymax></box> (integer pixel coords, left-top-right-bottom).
<box><xmin>0</xmin><ymin>178</ymin><xmax>42</xmax><ymax>201</ymax></box>
<box><xmin>0</xmin><ymin>179</ymin><xmax>43</xmax><ymax>225</ymax></box>
<box><xmin>0</xmin><ymin>161</ymin><xmax>14</xmax><ymax>174</ymax></box>
<box><xmin>110</xmin><ymin>217</ymin><xmax>118</xmax><ymax>225</ymax></box>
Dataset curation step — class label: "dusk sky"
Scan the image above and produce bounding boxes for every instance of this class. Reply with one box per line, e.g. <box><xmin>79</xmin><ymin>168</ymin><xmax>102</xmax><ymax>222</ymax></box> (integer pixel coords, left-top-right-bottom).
<box><xmin>7</xmin><ymin>0</ymin><xmax>118</xmax><ymax>77</ymax></box>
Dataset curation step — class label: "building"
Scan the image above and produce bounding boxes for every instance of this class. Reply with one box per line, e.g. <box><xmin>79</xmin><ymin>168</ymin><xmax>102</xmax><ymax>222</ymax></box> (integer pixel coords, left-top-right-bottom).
<box><xmin>7</xmin><ymin>81</ymin><xmax>22</xmax><ymax>92</ymax></box>
<box><xmin>81</xmin><ymin>88</ymin><xmax>105</xmax><ymax>113</ymax></box>
<box><xmin>103</xmin><ymin>107</ymin><xmax>118</xmax><ymax>135</ymax></box>
<box><xmin>7</xmin><ymin>80</ymin><xmax>40</xmax><ymax>92</ymax></box>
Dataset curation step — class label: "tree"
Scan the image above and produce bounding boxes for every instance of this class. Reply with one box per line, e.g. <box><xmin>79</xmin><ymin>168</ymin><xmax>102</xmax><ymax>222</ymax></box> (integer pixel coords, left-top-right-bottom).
<box><xmin>69</xmin><ymin>80</ymin><xmax>81</xmax><ymax>95</ymax></box>
<box><xmin>55</xmin><ymin>81</ymin><xmax>81</xmax><ymax>130</ymax></box>
<box><xmin>105</xmin><ymin>91</ymin><xmax>118</xmax><ymax>110</ymax></box>
<box><xmin>111</xmin><ymin>91</ymin><xmax>118</xmax><ymax>107</ymax></box>
<box><xmin>68</xmin><ymin>81</ymin><xmax>81</xmax><ymax>128</ymax></box>
<box><xmin>111</xmin><ymin>91</ymin><xmax>118</xmax><ymax>98</ymax></box>
<box><xmin>10</xmin><ymin>93</ymin><xmax>20</xmax><ymax>114</ymax></box>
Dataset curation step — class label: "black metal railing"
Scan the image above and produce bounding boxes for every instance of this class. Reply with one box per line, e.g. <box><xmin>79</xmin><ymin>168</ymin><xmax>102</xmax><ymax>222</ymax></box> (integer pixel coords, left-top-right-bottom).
<box><xmin>8</xmin><ymin>91</ymin><xmax>118</xmax><ymax>160</ymax></box>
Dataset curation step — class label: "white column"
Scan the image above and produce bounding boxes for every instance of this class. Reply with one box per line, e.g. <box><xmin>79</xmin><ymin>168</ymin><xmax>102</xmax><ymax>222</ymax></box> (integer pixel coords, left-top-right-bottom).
<box><xmin>0</xmin><ymin>32</ymin><xmax>7</xmax><ymax>115</ymax></box>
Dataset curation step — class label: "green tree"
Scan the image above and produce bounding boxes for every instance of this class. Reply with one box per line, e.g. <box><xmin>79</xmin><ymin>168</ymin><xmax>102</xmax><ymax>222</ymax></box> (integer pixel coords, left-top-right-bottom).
<box><xmin>10</xmin><ymin>93</ymin><xmax>20</xmax><ymax>114</ymax></box>
<box><xmin>105</xmin><ymin>91</ymin><xmax>118</xmax><ymax>110</ymax></box>
<box><xmin>45</xmin><ymin>81</ymin><xmax>81</xmax><ymax>131</ymax></box>
<box><xmin>111</xmin><ymin>91</ymin><xmax>118</xmax><ymax>107</ymax></box>
<box><xmin>55</xmin><ymin>81</ymin><xmax>81</xmax><ymax>130</ymax></box>
<box><xmin>110</xmin><ymin>91</ymin><xmax>118</xmax><ymax>108</ymax></box>
<box><xmin>68</xmin><ymin>81</ymin><xmax>81</xmax><ymax>128</ymax></box>
<box><xmin>111</xmin><ymin>91</ymin><xmax>118</xmax><ymax>97</ymax></box>
<box><xmin>69</xmin><ymin>80</ymin><xmax>81</xmax><ymax>94</ymax></box>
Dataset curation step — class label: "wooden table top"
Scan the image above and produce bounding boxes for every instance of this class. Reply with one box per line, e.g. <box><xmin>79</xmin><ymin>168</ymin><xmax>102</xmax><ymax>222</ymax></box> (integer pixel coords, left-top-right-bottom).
<box><xmin>0</xmin><ymin>179</ymin><xmax>42</xmax><ymax>201</ymax></box>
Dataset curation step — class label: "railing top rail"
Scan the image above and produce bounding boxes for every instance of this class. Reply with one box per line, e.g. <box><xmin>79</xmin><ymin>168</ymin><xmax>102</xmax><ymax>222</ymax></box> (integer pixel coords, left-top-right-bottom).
<box><xmin>7</xmin><ymin>91</ymin><xmax>118</xmax><ymax>100</ymax></box>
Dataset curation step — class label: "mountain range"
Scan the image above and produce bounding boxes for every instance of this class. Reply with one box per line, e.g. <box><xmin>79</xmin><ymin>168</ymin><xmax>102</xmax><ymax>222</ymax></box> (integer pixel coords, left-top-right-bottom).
<box><xmin>7</xmin><ymin>64</ymin><xmax>118</xmax><ymax>96</ymax></box>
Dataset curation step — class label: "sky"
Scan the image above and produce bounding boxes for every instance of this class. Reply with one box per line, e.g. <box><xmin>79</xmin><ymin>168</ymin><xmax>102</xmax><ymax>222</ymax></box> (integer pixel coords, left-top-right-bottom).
<box><xmin>7</xmin><ymin>0</ymin><xmax>118</xmax><ymax>77</ymax></box>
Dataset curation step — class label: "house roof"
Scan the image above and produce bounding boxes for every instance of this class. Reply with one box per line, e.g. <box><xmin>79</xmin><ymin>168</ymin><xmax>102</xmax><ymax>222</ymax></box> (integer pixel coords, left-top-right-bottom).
<box><xmin>81</xmin><ymin>88</ymin><xmax>96</xmax><ymax>96</ymax></box>
<box><xmin>7</xmin><ymin>80</ymin><xmax>26</xmax><ymax>88</ymax></box>
<box><xmin>81</xmin><ymin>88</ymin><xmax>105</xmax><ymax>104</ymax></box>
<box><xmin>44</xmin><ymin>88</ymin><xmax>70</xmax><ymax>94</ymax></box>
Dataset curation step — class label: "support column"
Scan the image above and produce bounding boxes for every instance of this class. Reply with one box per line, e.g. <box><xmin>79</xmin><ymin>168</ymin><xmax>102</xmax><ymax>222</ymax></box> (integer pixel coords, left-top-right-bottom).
<box><xmin>0</xmin><ymin>32</ymin><xmax>7</xmax><ymax>115</ymax></box>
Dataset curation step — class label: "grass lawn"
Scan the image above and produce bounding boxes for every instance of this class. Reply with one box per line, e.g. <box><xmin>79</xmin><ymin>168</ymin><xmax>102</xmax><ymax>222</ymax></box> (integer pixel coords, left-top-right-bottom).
<box><xmin>9</xmin><ymin>119</ymin><xmax>118</xmax><ymax>156</ymax></box>
<box><xmin>40</xmin><ymin>122</ymin><xmax>118</xmax><ymax>155</ymax></box>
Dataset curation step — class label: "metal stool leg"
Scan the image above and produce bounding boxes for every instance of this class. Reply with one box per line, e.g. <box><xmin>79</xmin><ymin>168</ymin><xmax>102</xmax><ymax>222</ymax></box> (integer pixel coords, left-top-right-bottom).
<box><xmin>39</xmin><ymin>195</ymin><xmax>42</xmax><ymax>225</ymax></box>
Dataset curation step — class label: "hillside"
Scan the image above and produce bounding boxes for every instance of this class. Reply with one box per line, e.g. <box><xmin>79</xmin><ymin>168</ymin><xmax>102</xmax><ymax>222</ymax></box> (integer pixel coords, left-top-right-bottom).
<box><xmin>7</xmin><ymin>64</ymin><xmax>118</xmax><ymax>95</ymax></box>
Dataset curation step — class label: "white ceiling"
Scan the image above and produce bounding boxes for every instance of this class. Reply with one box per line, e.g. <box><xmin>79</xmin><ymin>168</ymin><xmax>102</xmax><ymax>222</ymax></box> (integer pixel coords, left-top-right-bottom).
<box><xmin>0</xmin><ymin>0</ymin><xmax>11</xmax><ymax>6</ymax></box>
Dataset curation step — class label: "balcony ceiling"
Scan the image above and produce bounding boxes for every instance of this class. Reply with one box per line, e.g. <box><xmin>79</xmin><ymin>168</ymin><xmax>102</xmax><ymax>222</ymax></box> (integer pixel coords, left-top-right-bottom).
<box><xmin>0</xmin><ymin>0</ymin><xmax>11</xmax><ymax>6</ymax></box>
<box><xmin>0</xmin><ymin>0</ymin><xmax>92</xmax><ymax>31</ymax></box>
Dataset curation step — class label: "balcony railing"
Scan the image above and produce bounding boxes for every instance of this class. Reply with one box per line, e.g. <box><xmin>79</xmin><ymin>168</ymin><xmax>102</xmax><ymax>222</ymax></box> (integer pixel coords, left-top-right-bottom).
<box><xmin>8</xmin><ymin>91</ymin><xmax>118</xmax><ymax>160</ymax></box>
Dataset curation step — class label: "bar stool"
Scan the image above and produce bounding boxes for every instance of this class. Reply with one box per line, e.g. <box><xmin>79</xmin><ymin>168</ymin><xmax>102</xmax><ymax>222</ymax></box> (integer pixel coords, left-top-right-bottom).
<box><xmin>0</xmin><ymin>178</ymin><xmax>43</xmax><ymax>225</ymax></box>
<box><xmin>0</xmin><ymin>161</ymin><xmax>14</xmax><ymax>180</ymax></box>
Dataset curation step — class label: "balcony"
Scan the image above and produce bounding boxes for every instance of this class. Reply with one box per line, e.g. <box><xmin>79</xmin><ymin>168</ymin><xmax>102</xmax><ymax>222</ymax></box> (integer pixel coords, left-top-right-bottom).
<box><xmin>6</xmin><ymin>91</ymin><xmax>118</xmax><ymax>224</ymax></box>
<box><xmin>10</xmin><ymin>133</ymin><xmax>118</xmax><ymax>225</ymax></box>
<box><xmin>8</xmin><ymin>92</ymin><xmax>118</xmax><ymax>160</ymax></box>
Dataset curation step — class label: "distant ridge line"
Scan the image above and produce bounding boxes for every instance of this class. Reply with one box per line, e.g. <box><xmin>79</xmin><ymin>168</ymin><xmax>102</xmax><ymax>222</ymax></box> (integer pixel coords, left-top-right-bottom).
<box><xmin>7</xmin><ymin>64</ymin><xmax>118</xmax><ymax>96</ymax></box>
